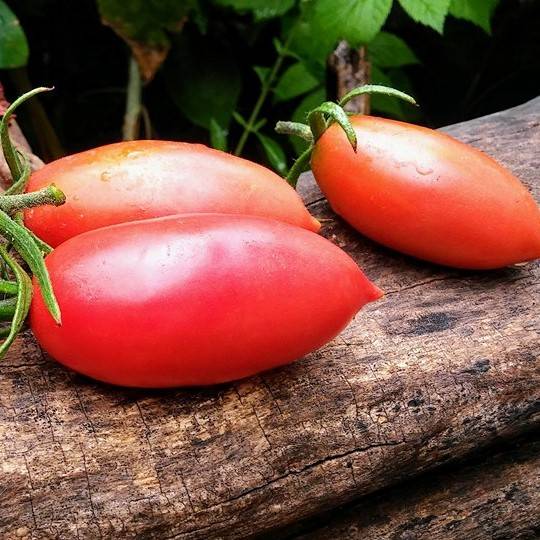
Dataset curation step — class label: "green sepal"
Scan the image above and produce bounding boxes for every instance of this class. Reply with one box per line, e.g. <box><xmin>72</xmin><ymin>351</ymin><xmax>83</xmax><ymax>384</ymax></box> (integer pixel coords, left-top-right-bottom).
<box><xmin>0</xmin><ymin>279</ymin><xmax>18</xmax><ymax>295</ymax></box>
<box><xmin>13</xmin><ymin>212</ymin><xmax>54</xmax><ymax>256</ymax></box>
<box><xmin>307</xmin><ymin>101</ymin><xmax>357</xmax><ymax>151</ymax></box>
<box><xmin>275</xmin><ymin>121</ymin><xmax>313</xmax><ymax>142</ymax></box>
<box><xmin>339</xmin><ymin>84</ymin><xmax>417</xmax><ymax>108</ymax></box>
<box><xmin>0</xmin><ymin>209</ymin><xmax>60</xmax><ymax>323</ymax></box>
<box><xmin>0</xmin><ymin>246</ymin><xmax>33</xmax><ymax>358</ymax></box>
<box><xmin>0</xmin><ymin>87</ymin><xmax>53</xmax><ymax>180</ymax></box>
<box><xmin>275</xmin><ymin>84</ymin><xmax>418</xmax><ymax>187</ymax></box>
<box><xmin>4</xmin><ymin>151</ymin><xmax>31</xmax><ymax>196</ymax></box>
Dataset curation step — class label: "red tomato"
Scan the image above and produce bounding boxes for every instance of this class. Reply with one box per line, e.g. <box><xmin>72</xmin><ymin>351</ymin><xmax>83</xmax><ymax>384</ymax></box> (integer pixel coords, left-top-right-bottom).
<box><xmin>312</xmin><ymin>115</ymin><xmax>540</xmax><ymax>269</ymax></box>
<box><xmin>30</xmin><ymin>214</ymin><xmax>382</xmax><ymax>387</ymax></box>
<box><xmin>25</xmin><ymin>140</ymin><xmax>319</xmax><ymax>247</ymax></box>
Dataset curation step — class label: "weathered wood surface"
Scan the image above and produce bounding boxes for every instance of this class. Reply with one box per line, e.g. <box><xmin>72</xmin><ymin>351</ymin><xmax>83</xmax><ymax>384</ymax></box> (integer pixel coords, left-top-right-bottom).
<box><xmin>0</xmin><ymin>99</ymin><xmax>539</xmax><ymax>539</ymax></box>
<box><xmin>279</xmin><ymin>434</ymin><xmax>540</xmax><ymax>540</ymax></box>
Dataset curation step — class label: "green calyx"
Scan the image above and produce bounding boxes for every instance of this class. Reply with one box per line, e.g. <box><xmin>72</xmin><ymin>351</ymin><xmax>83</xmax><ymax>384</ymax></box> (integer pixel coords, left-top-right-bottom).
<box><xmin>275</xmin><ymin>84</ymin><xmax>417</xmax><ymax>187</ymax></box>
<box><xmin>0</xmin><ymin>86</ymin><xmax>64</xmax><ymax>359</ymax></box>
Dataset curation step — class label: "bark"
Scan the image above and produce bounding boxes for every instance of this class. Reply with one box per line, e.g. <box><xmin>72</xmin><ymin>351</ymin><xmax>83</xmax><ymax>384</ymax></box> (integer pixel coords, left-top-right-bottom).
<box><xmin>282</xmin><ymin>435</ymin><xmax>540</xmax><ymax>540</ymax></box>
<box><xmin>328</xmin><ymin>42</ymin><xmax>371</xmax><ymax>114</ymax></box>
<box><xmin>0</xmin><ymin>98</ymin><xmax>539</xmax><ymax>539</ymax></box>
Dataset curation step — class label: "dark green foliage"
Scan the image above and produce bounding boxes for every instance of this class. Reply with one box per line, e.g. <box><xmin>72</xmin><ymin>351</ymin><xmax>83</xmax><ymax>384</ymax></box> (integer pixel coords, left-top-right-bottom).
<box><xmin>1</xmin><ymin>0</ymin><xmax>509</xmax><ymax>172</ymax></box>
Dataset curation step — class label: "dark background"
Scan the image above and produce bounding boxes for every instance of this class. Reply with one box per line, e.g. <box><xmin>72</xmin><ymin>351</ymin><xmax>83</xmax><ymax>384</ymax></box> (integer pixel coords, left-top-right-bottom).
<box><xmin>3</xmin><ymin>0</ymin><xmax>540</xmax><ymax>163</ymax></box>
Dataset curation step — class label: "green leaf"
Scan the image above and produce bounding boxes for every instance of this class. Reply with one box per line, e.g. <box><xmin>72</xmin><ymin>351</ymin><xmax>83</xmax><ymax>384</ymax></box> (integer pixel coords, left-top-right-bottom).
<box><xmin>209</xmin><ymin>118</ymin><xmax>228</xmax><ymax>152</ymax></box>
<box><xmin>232</xmin><ymin>111</ymin><xmax>249</xmax><ymax>128</ymax></box>
<box><xmin>0</xmin><ymin>246</ymin><xmax>33</xmax><ymax>359</ymax></box>
<box><xmin>96</xmin><ymin>0</ymin><xmax>196</xmax><ymax>79</ymax></box>
<box><xmin>369</xmin><ymin>32</ymin><xmax>419</xmax><ymax>68</ymax></box>
<box><xmin>214</xmin><ymin>0</ymin><xmax>295</xmax><ymax>21</ymax></box>
<box><xmin>253</xmin><ymin>118</ymin><xmax>267</xmax><ymax>132</ymax></box>
<box><xmin>273</xmin><ymin>62</ymin><xmax>321</xmax><ymax>103</ymax></box>
<box><xmin>165</xmin><ymin>31</ymin><xmax>241</xmax><ymax>130</ymax></box>
<box><xmin>254</xmin><ymin>65</ymin><xmax>271</xmax><ymax>84</ymax></box>
<box><xmin>449</xmin><ymin>0</ymin><xmax>499</xmax><ymax>33</ymax></box>
<box><xmin>293</xmin><ymin>0</ymin><xmax>393</xmax><ymax>64</ymax></box>
<box><xmin>0</xmin><ymin>1</ymin><xmax>29</xmax><ymax>68</ymax></box>
<box><xmin>290</xmin><ymin>87</ymin><xmax>325</xmax><ymax>154</ymax></box>
<box><xmin>398</xmin><ymin>0</ymin><xmax>451</xmax><ymax>33</ymax></box>
<box><xmin>256</xmin><ymin>133</ymin><xmax>287</xmax><ymax>175</ymax></box>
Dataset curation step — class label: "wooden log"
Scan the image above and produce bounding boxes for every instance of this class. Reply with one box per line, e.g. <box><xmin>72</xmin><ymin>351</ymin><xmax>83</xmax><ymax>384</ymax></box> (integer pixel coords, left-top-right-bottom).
<box><xmin>327</xmin><ymin>42</ymin><xmax>371</xmax><ymax>114</ymax></box>
<box><xmin>280</xmin><ymin>434</ymin><xmax>540</xmax><ymax>540</ymax></box>
<box><xmin>0</xmin><ymin>98</ymin><xmax>539</xmax><ymax>539</ymax></box>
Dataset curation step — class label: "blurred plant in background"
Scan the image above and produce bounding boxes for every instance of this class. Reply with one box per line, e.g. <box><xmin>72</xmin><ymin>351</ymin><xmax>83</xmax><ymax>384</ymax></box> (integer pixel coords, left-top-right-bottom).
<box><xmin>1</xmin><ymin>0</ymin><xmax>537</xmax><ymax>174</ymax></box>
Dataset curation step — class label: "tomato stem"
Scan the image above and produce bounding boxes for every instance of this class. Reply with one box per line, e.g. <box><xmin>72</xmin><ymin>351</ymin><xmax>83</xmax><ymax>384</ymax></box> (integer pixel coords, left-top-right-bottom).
<box><xmin>275</xmin><ymin>84</ymin><xmax>417</xmax><ymax>189</ymax></box>
<box><xmin>0</xmin><ymin>184</ymin><xmax>66</xmax><ymax>214</ymax></box>
<box><xmin>286</xmin><ymin>146</ymin><xmax>313</xmax><ymax>187</ymax></box>
<box><xmin>0</xmin><ymin>86</ymin><xmax>62</xmax><ymax>357</ymax></box>
<box><xmin>0</xmin><ymin>87</ymin><xmax>53</xmax><ymax>180</ymax></box>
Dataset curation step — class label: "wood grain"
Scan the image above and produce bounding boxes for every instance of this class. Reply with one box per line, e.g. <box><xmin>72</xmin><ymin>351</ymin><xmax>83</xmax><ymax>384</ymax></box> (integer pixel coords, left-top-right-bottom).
<box><xmin>0</xmin><ymin>98</ymin><xmax>539</xmax><ymax>539</ymax></box>
<box><xmin>279</xmin><ymin>435</ymin><xmax>540</xmax><ymax>540</ymax></box>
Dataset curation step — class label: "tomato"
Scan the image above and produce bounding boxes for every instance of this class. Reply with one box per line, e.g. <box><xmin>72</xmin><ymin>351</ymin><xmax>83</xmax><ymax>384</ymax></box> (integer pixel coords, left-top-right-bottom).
<box><xmin>311</xmin><ymin>115</ymin><xmax>540</xmax><ymax>269</ymax></box>
<box><xmin>24</xmin><ymin>140</ymin><xmax>319</xmax><ymax>247</ymax></box>
<box><xmin>30</xmin><ymin>214</ymin><xmax>382</xmax><ymax>387</ymax></box>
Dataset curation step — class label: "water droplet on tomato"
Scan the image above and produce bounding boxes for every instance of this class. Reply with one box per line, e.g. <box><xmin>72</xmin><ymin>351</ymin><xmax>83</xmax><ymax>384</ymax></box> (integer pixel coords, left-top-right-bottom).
<box><xmin>415</xmin><ymin>165</ymin><xmax>433</xmax><ymax>176</ymax></box>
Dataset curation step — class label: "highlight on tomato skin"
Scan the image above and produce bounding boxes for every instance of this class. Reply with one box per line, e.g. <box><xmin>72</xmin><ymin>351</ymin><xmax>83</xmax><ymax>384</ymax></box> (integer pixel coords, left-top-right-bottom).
<box><xmin>311</xmin><ymin>115</ymin><xmax>540</xmax><ymax>270</ymax></box>
<box><xmin>24</xmin><ymin>140</ymin><xmax>320</xmax><ymax>247</ymax></box>
<box><xmin>29</xmin><ymin>213</ymin><xmax>382</xmax><ymax>388</ymax></box>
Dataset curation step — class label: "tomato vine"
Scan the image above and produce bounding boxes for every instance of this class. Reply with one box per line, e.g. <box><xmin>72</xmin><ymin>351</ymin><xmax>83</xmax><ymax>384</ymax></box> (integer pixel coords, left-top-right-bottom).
<box><xmin>0</xmin><ymin>87</ymin><xmax>66</xmax><ymax>357</ymax></box>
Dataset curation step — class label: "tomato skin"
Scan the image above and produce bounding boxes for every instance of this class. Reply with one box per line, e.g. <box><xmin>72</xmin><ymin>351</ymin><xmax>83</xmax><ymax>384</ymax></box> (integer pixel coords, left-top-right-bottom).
<box><xmin>24</xmin><ymin>140</ymin><xmax>319</xmax><ymax>247</ymax></box>
<box><xmin>29</xmin><ymin>214</ymin><xmax>381</xmax><ymax>387</ymax></box>
<box><xmin>312</xmin><ymin>115</ymin><xmax>540</xmax><ymax>269</ymax></box>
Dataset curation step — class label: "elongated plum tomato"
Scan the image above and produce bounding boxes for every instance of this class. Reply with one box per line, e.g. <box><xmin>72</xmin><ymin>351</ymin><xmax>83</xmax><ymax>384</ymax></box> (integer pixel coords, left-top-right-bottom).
<box><xmin>311</xmin><ymin>116</ymin><xmax>540</xmax><ymax>269</ymax></box>
<box><xmin>24</xmin><ymin>140</ymin><xmax>319</xmax><ymax>247</ymax></box>
<box><xmin>29</xmin><ymin>214</ymin><xmax>382</xmax><ymax>387</ymax></box>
